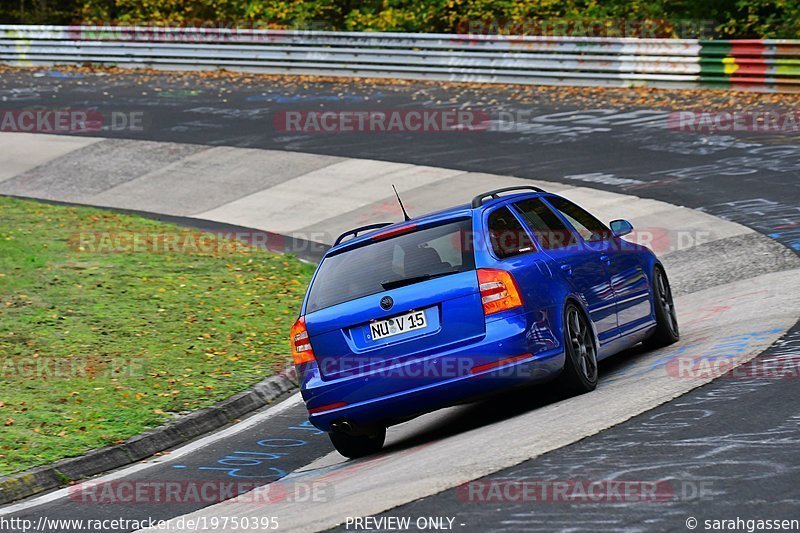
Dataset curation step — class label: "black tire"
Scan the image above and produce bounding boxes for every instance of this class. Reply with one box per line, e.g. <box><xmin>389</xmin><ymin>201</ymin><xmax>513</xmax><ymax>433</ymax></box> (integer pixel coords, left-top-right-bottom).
<box><xmin>329</xmin><ymin>428</ymin><xmax>386</xmax><ymax>459</ymax></box>
<box><xmin>644</xmin><ymin>265</ymin><xmax>680</xmax><ymax>349</ymax></box>
<box><xmin>557</xmin><ymin>302</ymin><xmax>598</xmax><ymax>395</ymax></box>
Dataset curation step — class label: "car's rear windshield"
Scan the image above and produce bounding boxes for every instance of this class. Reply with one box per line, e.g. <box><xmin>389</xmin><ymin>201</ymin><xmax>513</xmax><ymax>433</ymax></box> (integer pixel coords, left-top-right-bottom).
<box><xmin>306</xmin><ymin>219</ymin><xmax>475</xmax><ymax>313</ymax></box>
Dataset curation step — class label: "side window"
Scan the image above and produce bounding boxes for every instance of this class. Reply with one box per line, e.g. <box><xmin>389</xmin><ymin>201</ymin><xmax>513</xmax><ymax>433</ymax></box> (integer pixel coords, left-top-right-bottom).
<box><xmin>547</xmin><ymin>196</ymin><xmax>611</xmax><ymax>242</ymax></box>
<box><xmin>487</xmin><ymin>207</ymin><xmax>535</xmax><ymax>259</ymax></box>
<box><xmin>514</xmin><ymin>198</ymin><xmax>576</xmax><ymax>250</ymax></box>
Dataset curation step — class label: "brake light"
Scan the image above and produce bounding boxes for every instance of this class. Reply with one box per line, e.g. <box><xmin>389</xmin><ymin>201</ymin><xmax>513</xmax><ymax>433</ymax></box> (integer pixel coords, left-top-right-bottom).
<box><xmin>477</xmin><ymin>269</ymin><xmax>523</xmax><ymax>315</ymax></box>
<box><xmin>371</xmin><ymin>224</ymin><xmax>417</xmax><ymax>241</ymax></box>
<box><xmin>290</xmin><ymin>316</ymin><xmax>315</xmax><ymax>365</ymax></box>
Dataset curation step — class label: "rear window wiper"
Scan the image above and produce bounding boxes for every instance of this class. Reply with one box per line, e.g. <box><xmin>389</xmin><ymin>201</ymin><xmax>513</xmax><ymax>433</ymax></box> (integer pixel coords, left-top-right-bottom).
<box><xmin>381</xmin><ymin>271</ymin><xmax>459</xmax><ymax>290</ymax></box>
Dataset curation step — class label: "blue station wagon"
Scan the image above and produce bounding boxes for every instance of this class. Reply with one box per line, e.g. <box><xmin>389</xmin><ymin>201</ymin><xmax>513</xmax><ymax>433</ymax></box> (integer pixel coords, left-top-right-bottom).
<box><xmin>291</xmin><ymin>186</ymin><xmax>679</xmax><ymax>458</ymax></box>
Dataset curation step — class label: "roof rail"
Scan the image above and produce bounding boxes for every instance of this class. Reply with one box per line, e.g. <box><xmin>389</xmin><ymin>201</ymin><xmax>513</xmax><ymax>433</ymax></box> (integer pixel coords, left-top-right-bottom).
<box><xmin>471</xmin><ymin>185</ymin><xmax>546</xmax><ymax>208</ymax></box>
<box><xmin>334</xmin><ymin>222</ymin><xmax>394</xmax><ymax>246</ymax></box>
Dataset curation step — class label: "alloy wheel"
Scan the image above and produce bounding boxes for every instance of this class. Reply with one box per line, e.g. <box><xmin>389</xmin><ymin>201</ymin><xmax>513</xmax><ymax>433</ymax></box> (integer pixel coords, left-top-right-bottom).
<box><xmin>566</xmin><ymin>307</ymin><xmax>597</xmax><ymax>382</ymax></box>
<box><xmin>656</xmin><ymin>269</ymin><xmax>679</xmax><ymax>336</ymax></box>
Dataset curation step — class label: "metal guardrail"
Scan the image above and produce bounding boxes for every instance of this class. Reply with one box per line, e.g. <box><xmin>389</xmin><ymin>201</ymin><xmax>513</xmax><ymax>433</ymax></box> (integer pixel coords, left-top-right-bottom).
<box><xmin>1</xmin><ymin>25</ymin><xmax>799</xmax><ymax>92</ymax></box>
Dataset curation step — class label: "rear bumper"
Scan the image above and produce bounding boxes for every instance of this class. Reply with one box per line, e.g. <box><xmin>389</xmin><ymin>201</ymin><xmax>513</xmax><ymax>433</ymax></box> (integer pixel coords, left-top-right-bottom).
<box><xmin>299</xmin><ymin>312</ymin><xmax>565</xmax><ymax>432</ymax></box>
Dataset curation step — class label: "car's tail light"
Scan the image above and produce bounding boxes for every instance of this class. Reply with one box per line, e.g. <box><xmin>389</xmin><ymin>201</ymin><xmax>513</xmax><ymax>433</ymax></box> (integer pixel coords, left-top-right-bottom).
<box><xmin>478</xmin><ymin>268</ymin><xmax>523</xmax><ymax>315</ymax></box>
<box><xmin>291</xmin><ymin>316</ymin><xmax>315</xmax><ymax>365</ymax></box>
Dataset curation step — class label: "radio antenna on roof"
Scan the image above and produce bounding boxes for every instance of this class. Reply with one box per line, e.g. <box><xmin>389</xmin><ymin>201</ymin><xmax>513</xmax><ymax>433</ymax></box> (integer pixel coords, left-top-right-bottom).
<box><xmin>392</xmin><ymin>184</ymin><xmax>411</xmax><ymax>222</ymax></box>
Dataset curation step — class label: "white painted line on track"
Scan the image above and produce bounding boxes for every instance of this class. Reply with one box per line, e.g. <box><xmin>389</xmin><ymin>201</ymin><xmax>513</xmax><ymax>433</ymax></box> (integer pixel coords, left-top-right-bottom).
<box><xmin>0</xmin><ymin>393</ymin><xmax>303</xmax><ymax>516</ymax></box>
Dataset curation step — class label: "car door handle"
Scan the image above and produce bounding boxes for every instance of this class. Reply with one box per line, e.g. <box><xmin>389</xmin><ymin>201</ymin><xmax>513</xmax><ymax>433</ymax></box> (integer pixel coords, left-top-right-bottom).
<box><xmin>560</xmin><ymin>263</ymin><xmax>573</xmax><ymax>275</ymax></box>
<box><xmin>600</xmin><ymin>255</ymin><xmax>612</xmax><ymax>265</ymax></box>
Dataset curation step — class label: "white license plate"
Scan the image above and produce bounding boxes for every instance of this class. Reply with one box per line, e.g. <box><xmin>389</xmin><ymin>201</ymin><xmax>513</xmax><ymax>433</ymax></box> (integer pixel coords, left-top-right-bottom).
<box><xmin>369</xmin><ymin>310</ymin><xmax>427</xmax><ymax>341</ymax></box>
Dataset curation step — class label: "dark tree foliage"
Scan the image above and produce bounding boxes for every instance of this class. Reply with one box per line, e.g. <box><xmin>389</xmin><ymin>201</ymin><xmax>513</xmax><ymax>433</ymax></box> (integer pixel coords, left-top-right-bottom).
<box><xmin>1</xmin><ymin>0</ymin><xmax>81</xmax><ymax>24</ymax></box>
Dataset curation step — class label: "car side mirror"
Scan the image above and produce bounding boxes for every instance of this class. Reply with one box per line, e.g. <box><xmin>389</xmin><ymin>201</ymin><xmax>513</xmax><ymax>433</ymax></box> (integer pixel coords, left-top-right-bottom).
<box><xmin>610</xmin><ymin>219</ymin><xmax>634</xmax><ymax>238</ymax></box>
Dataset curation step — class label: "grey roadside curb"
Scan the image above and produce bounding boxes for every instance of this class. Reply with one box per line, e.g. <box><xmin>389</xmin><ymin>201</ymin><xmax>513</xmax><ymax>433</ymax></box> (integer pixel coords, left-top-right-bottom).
<box><xmin>0</xmin><ymin>366</ymin><xmax>300</xmax><ymax>505</ymax></box>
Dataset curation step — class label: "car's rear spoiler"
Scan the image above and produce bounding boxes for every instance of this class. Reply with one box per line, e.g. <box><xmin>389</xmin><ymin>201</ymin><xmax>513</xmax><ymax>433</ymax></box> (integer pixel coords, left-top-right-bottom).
<box><xmin>471</xmin><ymin>186</ymin><xmax>546</xmax><ymax>208</ymax></box>
<box><xmin>334</xmin><ymin>223</ymin><xmax>394</xmax><ymax>246</ymax></box>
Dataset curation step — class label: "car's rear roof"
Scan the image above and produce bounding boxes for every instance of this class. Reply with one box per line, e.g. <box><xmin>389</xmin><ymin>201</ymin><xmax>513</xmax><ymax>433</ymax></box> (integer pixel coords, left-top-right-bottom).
<box><xmin>328</xmin><ymin>205</ymin><xmax>469</xmax><ymax>254</ymax></box>
<box><xmin>328</xmin><ymin>191</ymin><xmax>548</xmax><ymax>255</ymax></box>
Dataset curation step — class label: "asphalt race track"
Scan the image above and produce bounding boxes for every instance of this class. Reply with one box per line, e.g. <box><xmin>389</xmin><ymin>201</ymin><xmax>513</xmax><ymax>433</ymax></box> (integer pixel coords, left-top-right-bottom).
<box><xmin>368</xmin><ymin>323</ymin><xmax>800</xmax><ymax>531</ymax></box>
<box><xmin>0</xmin><ymin>70</ymin><xmax>799</xmax><ymax>532</ymax></box>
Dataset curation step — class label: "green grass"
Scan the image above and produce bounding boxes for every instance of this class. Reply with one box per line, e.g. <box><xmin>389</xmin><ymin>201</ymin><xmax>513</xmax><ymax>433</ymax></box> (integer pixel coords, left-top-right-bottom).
<box><xmin>0</xmin><ymin>196</ymin><xmax>315</xmax><ymax>475</ymax></box>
